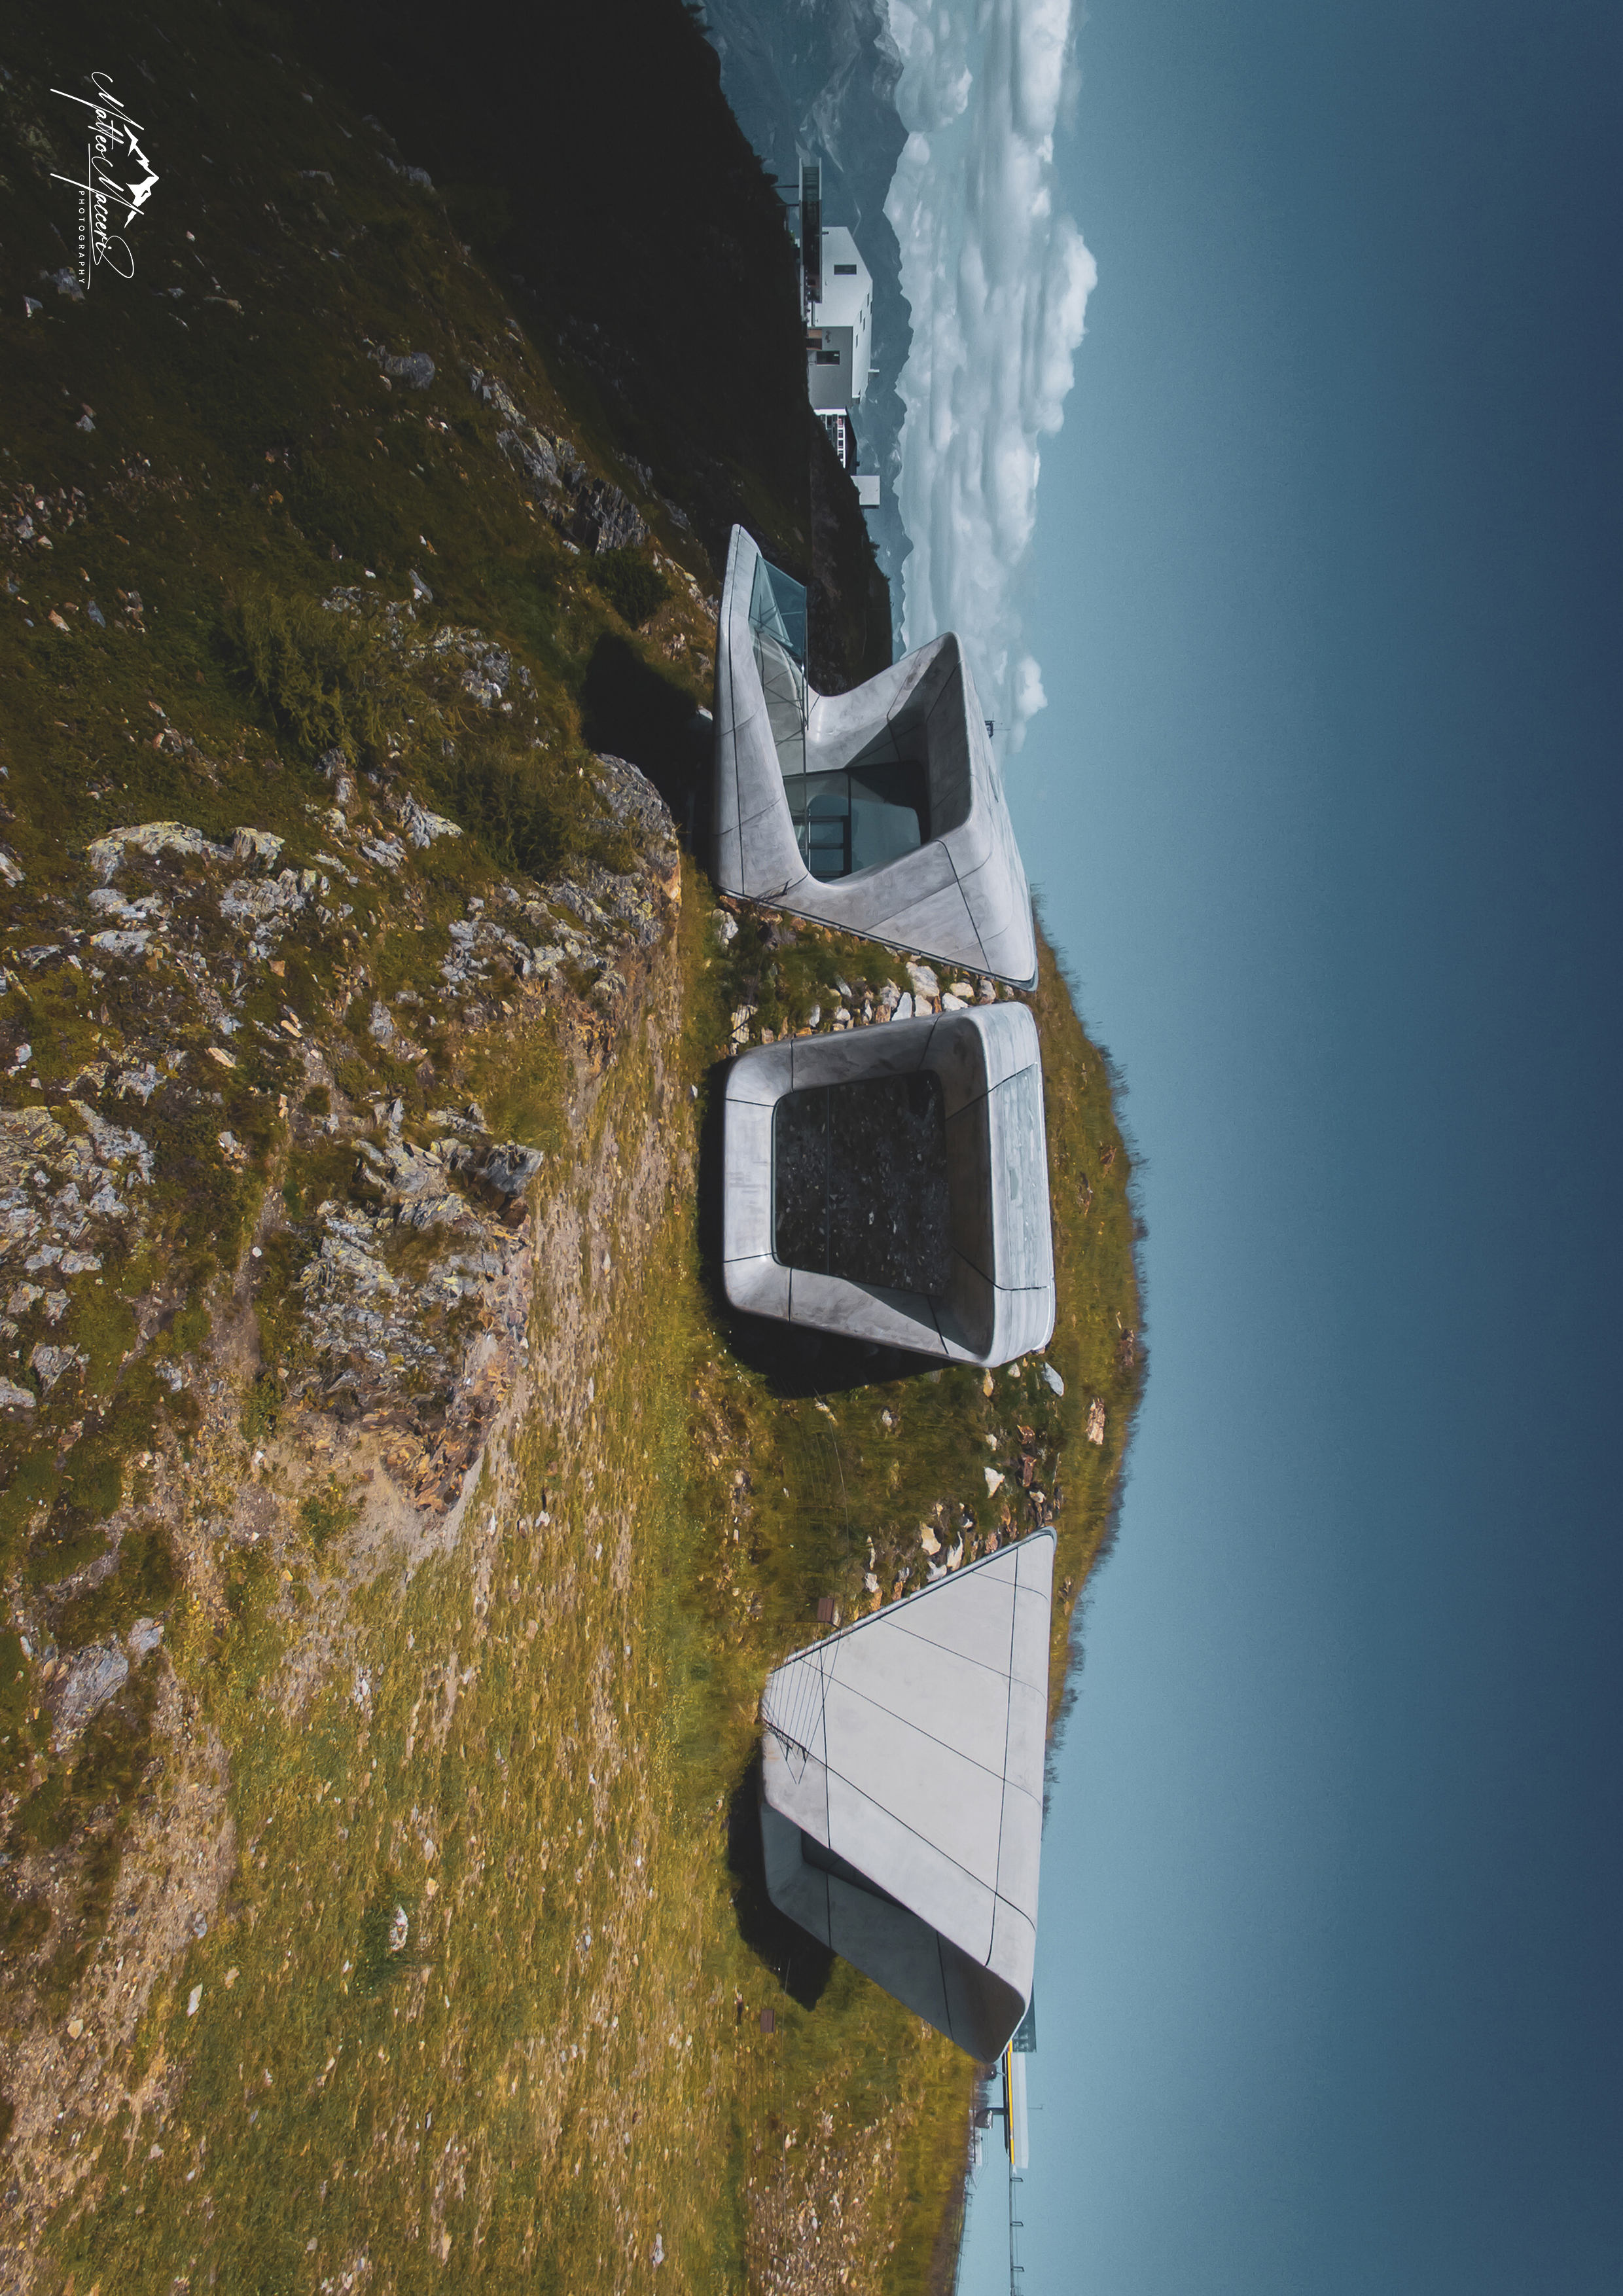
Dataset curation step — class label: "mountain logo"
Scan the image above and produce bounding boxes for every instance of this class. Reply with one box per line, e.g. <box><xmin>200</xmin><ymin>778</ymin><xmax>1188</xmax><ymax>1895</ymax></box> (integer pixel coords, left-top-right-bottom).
<box><xmin>50</xmin><ymin>72</ymin><xmax>160</xmax><ymax>290</ymax></box>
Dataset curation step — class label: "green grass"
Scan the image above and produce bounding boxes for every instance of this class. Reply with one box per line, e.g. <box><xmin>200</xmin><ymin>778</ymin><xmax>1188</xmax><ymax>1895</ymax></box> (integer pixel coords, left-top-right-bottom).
<box><xmin>0</xmin><ymin>7</ymin><xmax>1143</xmax><ymax>2284</ymax></box>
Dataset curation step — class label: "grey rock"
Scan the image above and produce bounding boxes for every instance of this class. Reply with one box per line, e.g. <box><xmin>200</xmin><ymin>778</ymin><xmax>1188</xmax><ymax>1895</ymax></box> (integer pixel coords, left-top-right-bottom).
<box><xmin>51</xmin><ymin>1643</ymin><xmax>128</xmax><ymax>1745</ymax></box>
<box><xmin>88</xmin><ymin>821</ymin><xmax>234</xmax><ymax>882</ymax></box>
<box><xmin>399</xmin><ymin>796</ymin><xmax>462</xmax><ymax>848</ymax></box>
<box><xmin>480</xmin><ymin>1142</ymin><xmax>544</xmax><ymax>1196</ymax></box>
<box><xmin>29</xmin><ymin>1342</ymin><xmax>84</xmax><ymax>1391</ymax></box>
<box><xmin>497</xmin><ymin>425</ymin><xmax>561</xmax><ymax>495</ymax></box>
<box><xmin>128</xmin><ymin>1617</ymin><xmax>164</xmax><ymax>1659</ymax></box>
<box><xmin>0</xmin><ymin>1379</ymin><xmax>36</xmax><ymax>1411</ymax></box>
<box><xmin>560</xmin><ymin>476</ymin><xmax>648</xmax><ymax>554</ymax></box>
<box><xmin>232</xmin><ymin>827</ymin><xmax>285</xmax><ymax>867</ymax></box>
<box><xmin>1041</xmin><ymin>1362</ymin><xmax>1064</xmax><ymax>1397</ymax></box>
<box><xmin>380</xmin><ymin>351</ymin><xmax>435</xmax><ymax>389</ymax></box>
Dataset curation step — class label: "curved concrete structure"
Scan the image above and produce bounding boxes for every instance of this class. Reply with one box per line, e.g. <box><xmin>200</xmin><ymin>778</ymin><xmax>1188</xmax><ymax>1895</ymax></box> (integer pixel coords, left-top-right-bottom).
<box><xmin>760</xmin><ymin>1529</ymin><xmax>1056</xmax><ymax>2060</ymax></box>
<box><xmin>722</xmin><ymin>1003</ymin><xmax>1056</xmax><ymax>1367</ymax></box>
<box><xmin>713</xmin><ymin>526</ymin><xmax>1039</xmax><ymax>988</ymax></box>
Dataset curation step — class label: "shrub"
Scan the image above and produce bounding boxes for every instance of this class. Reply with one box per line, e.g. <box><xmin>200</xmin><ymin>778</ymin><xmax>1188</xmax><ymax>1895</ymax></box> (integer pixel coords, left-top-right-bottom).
<box><xmin>232</xmin><ymin>588</ymin><xmax>402</xmax><ymax>763</ymax></box>
<box><xmin>427</xmin><ymin>732</ymin><xmax>636</xmax><ymax>878</ymax></box>
<box><xmin>592</xmin><ymin>548</ymin><xmax>670</xmax><ymax>629</ymax></box>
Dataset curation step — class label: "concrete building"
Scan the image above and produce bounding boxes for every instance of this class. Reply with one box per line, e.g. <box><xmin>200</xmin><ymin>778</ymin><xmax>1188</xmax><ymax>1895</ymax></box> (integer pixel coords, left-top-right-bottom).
<box><xmin>760</xmin><ymin>1528</ymin><xmax>1056</xmax><ymax>2059</ymax></box>
<box><xmin>713</xmin><ymin>524</ymin><xmax>1039</xmax><ymax>987</ymax></box>
<box><xmin>721</xmin><ymin>1002</ymin><xmax>1056</xmax><ymax>1365</ymax></box>
<box><xmin>806</xmin><ymin>226</ymin><xmax>873</xmax><ymax>410</ymax></box>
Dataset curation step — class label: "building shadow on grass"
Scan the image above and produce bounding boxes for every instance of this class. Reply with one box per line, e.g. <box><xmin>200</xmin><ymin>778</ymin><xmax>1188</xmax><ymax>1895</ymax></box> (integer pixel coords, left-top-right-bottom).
<box><xmin>694</xmin><ymin>1056</ymin><xmax>942</xmax><ymax>1401</ymax></box>
<box><xmin>726</xmin><ymin>1749</ymin><xmax>834</xmax><ymax>2012</ymax></box>
<box><xmin>580</xmin><ymin>633</ymin><xmax>713</xmax><ymax>852</ymax></box>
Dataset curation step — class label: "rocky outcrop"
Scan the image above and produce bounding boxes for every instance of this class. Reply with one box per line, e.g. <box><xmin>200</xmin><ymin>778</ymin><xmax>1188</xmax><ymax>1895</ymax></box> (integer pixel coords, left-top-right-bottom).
<box><xmin>471</xmin><ymin>366</ymin><xmax>649</xmax><ymax>552</ymax></box>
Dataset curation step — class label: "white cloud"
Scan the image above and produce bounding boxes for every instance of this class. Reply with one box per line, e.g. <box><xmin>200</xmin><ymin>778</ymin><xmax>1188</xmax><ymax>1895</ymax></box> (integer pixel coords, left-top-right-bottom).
<box><xmin>885</xmin><ymin>0</ymin><xmax>1096</xmax><ymax>744</ymax></box>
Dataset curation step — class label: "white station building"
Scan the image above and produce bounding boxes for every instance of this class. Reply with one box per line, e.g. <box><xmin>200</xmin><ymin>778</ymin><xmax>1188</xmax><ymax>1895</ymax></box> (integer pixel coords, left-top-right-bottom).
<box><xmin>806</xmin><ymin>226</ymin><xmax>874</xmax><ymax>412</ymax></box>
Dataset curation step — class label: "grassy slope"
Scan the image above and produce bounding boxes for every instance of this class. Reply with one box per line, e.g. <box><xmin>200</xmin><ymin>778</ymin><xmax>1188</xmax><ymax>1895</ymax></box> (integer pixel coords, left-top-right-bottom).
<box><xmin>0</xmin><ymin>6</ymin><xmax>1143</xmax><ymax>2289</ymax></box>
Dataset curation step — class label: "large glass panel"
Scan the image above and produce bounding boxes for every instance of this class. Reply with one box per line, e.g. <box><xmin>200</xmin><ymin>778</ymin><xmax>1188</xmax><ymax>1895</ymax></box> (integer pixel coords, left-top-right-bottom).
<box><xmin>749</xmin><ymin>553</ymin><xmax>808</xmax><ymax>780</ymax></box>
<box><xmin>782</xmin><ymin>761</ymin><xmax>928</xmax><ymax>880</ymax></box>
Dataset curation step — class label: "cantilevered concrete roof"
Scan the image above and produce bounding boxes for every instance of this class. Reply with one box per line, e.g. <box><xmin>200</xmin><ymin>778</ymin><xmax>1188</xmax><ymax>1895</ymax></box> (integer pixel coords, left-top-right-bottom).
<box><xmin>760</xmin><ymin>1529</ymin><xmax>1056</xmax><ymax>2060</ymax></box>
<box><xmin>713</xmin><ymin>526</ymin><xmax>1039</xmax><ymax>988</ymax></box>
<box><xmin>722</xmin><ymin>1003</ymin><xmax>1056</xmax><ymax>1367</ymax></box>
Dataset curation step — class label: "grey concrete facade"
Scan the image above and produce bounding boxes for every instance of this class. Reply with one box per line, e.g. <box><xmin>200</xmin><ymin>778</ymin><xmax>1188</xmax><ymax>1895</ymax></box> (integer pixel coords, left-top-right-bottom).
<box><xmin>713</xmin><ymin>526</ymin><xmax>1039</xmax><ymax>988</ymax></box>
<box><xmin>722</xmin><ymin>1003</ymin><xmax>1056</xmax><ymax>1366</ymax></box>
<box><xmin>760</xmin><ymin>1529</ymin><xmax>1056</xmax><ymax>2060</ymax></box>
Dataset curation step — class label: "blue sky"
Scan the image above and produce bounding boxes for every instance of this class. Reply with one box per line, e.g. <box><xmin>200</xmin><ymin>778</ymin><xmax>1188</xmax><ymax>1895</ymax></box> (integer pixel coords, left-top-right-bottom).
<box><xmin>952</xmin><ymin>2</ymin><xmax>1623</xmax><ymax>2289</ymax></box>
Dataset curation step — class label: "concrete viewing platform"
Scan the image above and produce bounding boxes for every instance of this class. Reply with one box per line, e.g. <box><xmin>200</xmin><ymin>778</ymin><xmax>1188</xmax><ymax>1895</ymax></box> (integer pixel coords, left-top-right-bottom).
<box><xmin>760</xmin><ymin>1528</ymin><xmax>1056</xmax><ymax>2059</ymax></box>
<box><xmin>722</xmin><ymin>1002</ymin><xmax>1056</xmax><ymax>1366</ymax></box>
<box><xmin>712</xmin><ymin>526</ymin><xmax>1039</xmax><ymax>988</ymax></box>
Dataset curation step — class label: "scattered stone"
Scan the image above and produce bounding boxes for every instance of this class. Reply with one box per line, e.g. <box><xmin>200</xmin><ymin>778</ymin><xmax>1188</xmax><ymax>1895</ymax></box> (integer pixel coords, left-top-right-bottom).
<box><xmin>128</xmin><ymin>1617</ymin><xmax>164</xmax><ymax>1659</ymax></box>
<box><xmin>380</xmin><ymin>351</ymin><xmax>435</xmax><ymax>389</ymax></box>
<box><xmin>940</xmin><ymin>992</ymin><xmax>969</xmax><ymax>1012</ymax></box>
<box><xmin>88</xmin><ymin>821</ymin><xmax>234</xmax><ymax>880</ymax></box>
<box><xmin>50</xmin><ymin>1640</ymin><xmax>128</xmax><ymax>1744</ymax></box>
<box><xmin>187</xmin><ymin>1984</ymin><xmax>203</xmax><ymax>2017</ymax></box>
<box><xmin>29</xmin><ymin>1340</ymin><xmax>85</xmax><ymax>1391</ymax></box>
<box><xmin>906</xmin><ymin>961</ymin><xmax>939</xmax><ymax>1002</ymax></box>
<box><xmin>0</xmin><ymin>1380</ymin><xmax>36</xmax><ymax>1412</ymax></box>
<box><xmin>232</xmin><ymin>827</ymin><xmax>286</xmax><ymax>867</ymax></box>
<box><xmin>480</xmin><ymin>1142</ymin><xmax>544</xmax><ymax>1196</ymax></box>
<box><xmin>919</xmin><ymin>1524</ymin><xmax>940</xmax><ymax>1556</ymax></box>
<box><xmin>1041</xmin><ymin>1362</ymin><xmax>1065</xmax><ymax>1397</ymax></box>
<box><xmin>1086</xmin><ymin>1397</ymin><xmax>1106</xmax><ymax>1445</ymax></box>
<box><xmin>984</xmin><ymin>1467</ymin><xmax>1005</xmax><ymax>1496</ymax></box>
<box><xmin>891</xmin><ymin>992</ymin><xmax>914</xmax><ymax>1022</ymax></box>
<box><xmin>387</xmin><ymin>1905</ymin><xmax>409</xmax><ymax>1954</ymax></box>
<box><xmin>399</xmin><ymin>795</ymin><xmax>462</xmax><ymax>848</ymax></box>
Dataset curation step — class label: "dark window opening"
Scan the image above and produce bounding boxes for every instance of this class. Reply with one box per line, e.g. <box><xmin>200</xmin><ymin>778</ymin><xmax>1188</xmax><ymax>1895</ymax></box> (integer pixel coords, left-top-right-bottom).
<box><xmin>814</xmin><ymin>350</ymin><xmax>842</xmax><ymax>366</ymax></box>
<box><xmin>773</xmin><ymin>1071</ymin><xmax>953</xmax><ymax>1292</ymax></box>
<box><xmin>783</xmin><ymin>759</ymin><xmax>928</xmax><ymax>880</ymax></box>
<box><xmin>834</xmin><ymin>262</ymin><xmax>859</xmax><ymax>275</ymax></box>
